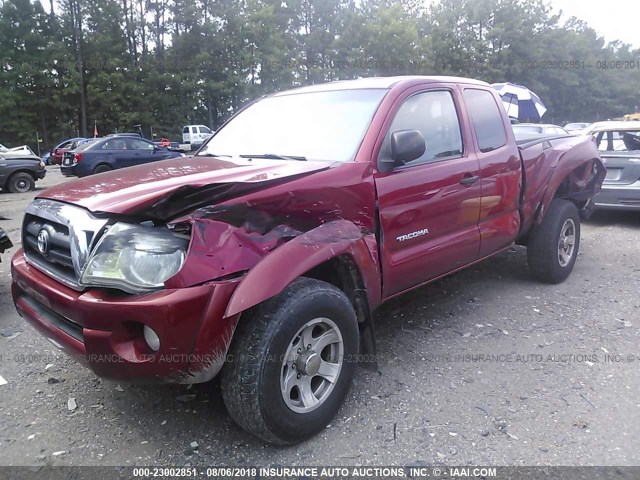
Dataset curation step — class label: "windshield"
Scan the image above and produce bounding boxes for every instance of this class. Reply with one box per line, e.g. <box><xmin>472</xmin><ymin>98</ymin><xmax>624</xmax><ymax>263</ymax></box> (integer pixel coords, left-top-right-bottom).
<box><xmin>199</xmin><ymin>89</ymin><xmax>387</xmax><ymax>162</ymax></box>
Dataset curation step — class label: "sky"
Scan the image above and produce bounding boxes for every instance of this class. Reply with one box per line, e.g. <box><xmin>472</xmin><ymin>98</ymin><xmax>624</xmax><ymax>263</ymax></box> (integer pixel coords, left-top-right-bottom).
<box><xmin>546</xmin><ymin>0</ymin><xmax>639</xmax><ymax>48</ymax></box>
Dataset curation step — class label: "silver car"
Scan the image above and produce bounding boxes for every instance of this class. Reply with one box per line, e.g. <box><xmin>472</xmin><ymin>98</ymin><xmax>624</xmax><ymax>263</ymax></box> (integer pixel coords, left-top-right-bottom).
<box><xmin>581</xmin><ymin>121</ymin><xmax>640</xmax><ymax>211</ymax></box>
<box><xmin>512</xmin><ymin>123</ymin><xmax>569</xmax><ymax>142</ymax></box>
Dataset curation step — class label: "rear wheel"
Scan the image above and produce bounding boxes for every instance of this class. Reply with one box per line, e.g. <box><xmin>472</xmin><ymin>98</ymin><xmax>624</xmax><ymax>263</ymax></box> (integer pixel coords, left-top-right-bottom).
<box><xmin>221</xmin><ymin>278</ymin><xmax>358</xmax><ymax>445</ymax></box>
<box><xmin>527</xmin><ymin>199</ymin><xmax>580</xmax><ymax>284</ymax></box>
<box><xmin>94</xmin><ymin>164</ymin><xmax>112</xmax><ymax>175</ymax></box>
<box><xmin>7</xmin><ymin>172</ymin><xmax>35</xmax><ymax>193</ymax></box>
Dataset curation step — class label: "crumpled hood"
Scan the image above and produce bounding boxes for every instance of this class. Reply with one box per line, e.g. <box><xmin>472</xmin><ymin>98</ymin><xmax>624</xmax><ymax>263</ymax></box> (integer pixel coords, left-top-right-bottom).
<box><xmin>40</xmin><ymin>156</ymin><xmax>332</xmax><ymax>217</ymax></box>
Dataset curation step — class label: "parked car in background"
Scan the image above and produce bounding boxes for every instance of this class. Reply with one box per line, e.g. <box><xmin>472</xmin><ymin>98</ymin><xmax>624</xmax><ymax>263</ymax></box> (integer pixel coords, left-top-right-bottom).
<box><xmin>153</xmin><ymin>138</ymin><xmax>182</xmax><ymax>150</ymax></box>
<box><xmin>12</xmin><ymin>76</ymin><xmax>604</xmax><ymax>445</ymax></box>
<box><xmin>0</xmin><ymin>144</ymin><xmax>38</xmax><ymax>157</ymax></box>
<box><xmin>48</xmin><ymin>137</ymin><xmax>87</xmax><ymax>165</ymax></box>
<box><xmin>581</xmin><ymin>121</ymin><xmax>640</xmax><ymax>211</ymax></box>
<box><xmin>105</xmin><ymin>132</ymin><xmax>142</xmax><ymax>138</ymax></box>
<box><xmin>182</xmin><ymin>124</ymin><xmax>214</xmax><ymax>147</ymax></box>
<box><xmin>0</xmin><ymin>227</ymin><xmax>12</xmax><ymax>262</ymax></box>
<box><xmin>512</xmin><ymin>123</ymin><xmax>569</xmax><ymax>141</ymax></box>
<box><xmin>564</xmin><ymin>122</ymin><xmax>591</xmax><ymax>132</ymax></box>
<box><xmin>0</xmin><ymin>152</ymin><xmax>46</xmax><ymax>192</ymax></box>
<box><xmin>60</xmin><ymin>136</ymin><xmax>184</xmax><ymax>177</ymax></box>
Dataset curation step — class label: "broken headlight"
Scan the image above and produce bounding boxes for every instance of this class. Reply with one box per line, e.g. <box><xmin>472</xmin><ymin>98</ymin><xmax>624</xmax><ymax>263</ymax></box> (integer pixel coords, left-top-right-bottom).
<box><xmin>80</xmin><ymin>223</ymin><xmax>188</xmax><ymax>293</ymax></box>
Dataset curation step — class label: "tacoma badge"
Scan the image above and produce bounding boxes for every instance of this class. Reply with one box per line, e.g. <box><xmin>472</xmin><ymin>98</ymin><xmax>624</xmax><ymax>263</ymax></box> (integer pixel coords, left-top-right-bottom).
<box><xmin>396</xmin><ymin>228</ymin><xmax>429</xmax><ymax>242</ymax></box>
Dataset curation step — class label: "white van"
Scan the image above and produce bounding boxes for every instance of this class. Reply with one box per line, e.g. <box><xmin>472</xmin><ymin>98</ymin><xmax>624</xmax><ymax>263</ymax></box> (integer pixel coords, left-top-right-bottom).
<box><xmin>182</xmin><ymin>125</ymin><xmax>214</xmax><ymax>146</ymax></box>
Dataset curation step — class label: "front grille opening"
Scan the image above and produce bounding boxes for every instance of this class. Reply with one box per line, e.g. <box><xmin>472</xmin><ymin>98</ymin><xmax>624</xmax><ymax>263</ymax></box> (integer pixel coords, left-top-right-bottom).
<box><xmin>23</xmin><ymin>213</ymin><xmax>78</xmax><ymax>287</ymax></box>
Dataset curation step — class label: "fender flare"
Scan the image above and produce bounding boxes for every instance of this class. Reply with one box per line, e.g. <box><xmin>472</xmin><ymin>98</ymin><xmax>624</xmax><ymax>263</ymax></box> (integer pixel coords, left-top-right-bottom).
<box><xmin>536</xmin><ymin>156</ymin><xmax>605</xmax><ymax>226</ymax></box>
<box><xmin>224</xmin><ymin>219</ymin><xmax>381</xmax><ymax>318</ymax></box>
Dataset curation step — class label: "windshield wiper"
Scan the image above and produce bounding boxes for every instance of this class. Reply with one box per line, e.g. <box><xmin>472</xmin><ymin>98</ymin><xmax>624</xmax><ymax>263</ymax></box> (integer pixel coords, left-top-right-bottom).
<box><xmin>196</xmin><ymin>153</ymin><xmax>232</xmax><ymax>158</ymax></box>
<box><xmin>239</xmin><ymin>153</ymin><xmax>307</xmax><ymax>161</ymax></box>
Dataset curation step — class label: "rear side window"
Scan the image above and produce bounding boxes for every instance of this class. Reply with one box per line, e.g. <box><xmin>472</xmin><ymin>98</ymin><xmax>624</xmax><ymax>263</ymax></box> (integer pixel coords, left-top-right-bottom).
<box><xmin>191</xmin><ymin>127</ymin><xmax>198</xmax><ymax>134</ymax></box>
<box><xmin>127</xmin><ymin>138</ymin><xmax>154</xmax><ymax>150</ymax></box>
<box><xmin>464</xmin><ymin>89</ymin><xmax>507</xmax><ymax>153</ymax></box>
<box><xmin>102</xmin><ymin>139</ymin><xmax>127</xmax><ymax>150</ymax></box>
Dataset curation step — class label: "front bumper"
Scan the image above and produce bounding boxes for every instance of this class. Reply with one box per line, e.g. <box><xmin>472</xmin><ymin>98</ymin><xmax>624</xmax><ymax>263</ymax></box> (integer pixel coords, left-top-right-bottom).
<box><xmin>35</xmin><ymin>168</ymin><xmax>46</xmax><ymax>180</ymax></box>
<box><xmin>593</xmin><ymin>181</ymin><xmax>640</xmax><ymax>210</ymax></box>
<box><xmin>11</xmin><ymin>250</ymin><xmax>240</xmax><ymax>383</ymax></box>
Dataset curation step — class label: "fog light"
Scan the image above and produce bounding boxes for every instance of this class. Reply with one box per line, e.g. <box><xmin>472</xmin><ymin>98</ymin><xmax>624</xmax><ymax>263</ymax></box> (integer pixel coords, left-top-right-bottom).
<box><xmin>143</xmin><ymin>325</ymin><xmax>160</xmax><ymax>351</ymax></box>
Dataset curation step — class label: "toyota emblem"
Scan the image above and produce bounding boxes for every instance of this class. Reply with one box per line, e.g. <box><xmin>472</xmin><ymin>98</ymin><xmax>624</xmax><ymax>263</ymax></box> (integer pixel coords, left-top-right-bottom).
<box><xmin>37</xmin><ymin>229</ymin><xmax>50</xmax><ymax>255</ymax></box>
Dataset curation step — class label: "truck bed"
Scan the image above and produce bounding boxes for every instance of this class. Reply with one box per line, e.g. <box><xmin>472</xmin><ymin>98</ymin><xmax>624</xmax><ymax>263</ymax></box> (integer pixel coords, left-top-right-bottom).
<box><xmin>517</xmin><ymin>134</ymin><xmax>604</xmax><ymax>237</ymax></box>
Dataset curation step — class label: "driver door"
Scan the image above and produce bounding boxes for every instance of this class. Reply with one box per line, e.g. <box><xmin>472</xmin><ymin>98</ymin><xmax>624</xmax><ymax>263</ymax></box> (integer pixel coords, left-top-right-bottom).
<box><xmin>373</xmin><ymin>85</ymin><xmax>482</xmax><ymax>298</ymax></box>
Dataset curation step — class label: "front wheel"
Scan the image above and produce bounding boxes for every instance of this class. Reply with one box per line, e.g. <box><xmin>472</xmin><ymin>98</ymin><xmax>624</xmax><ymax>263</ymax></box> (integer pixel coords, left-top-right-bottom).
<box><xmin>221</xmin><ymin>278</ymin><xmax>359</xmax><ymax>445</ymax></box>
<box><xmin>7</xmin><ymin>172</ymin><xmax>35</xmax><ymax>193</ymax></box>
<box><xmin>527</xmin><ymin>199</ymin><xmax>580</xmax><ymax>284</ymax></box>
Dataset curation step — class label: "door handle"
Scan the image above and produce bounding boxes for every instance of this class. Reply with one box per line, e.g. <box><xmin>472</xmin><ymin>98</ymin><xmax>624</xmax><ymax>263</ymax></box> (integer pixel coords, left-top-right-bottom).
<box><xmin>459</xmin><ymin>175</ymin><xmax>480</xmax><ymax>186</ymax></box>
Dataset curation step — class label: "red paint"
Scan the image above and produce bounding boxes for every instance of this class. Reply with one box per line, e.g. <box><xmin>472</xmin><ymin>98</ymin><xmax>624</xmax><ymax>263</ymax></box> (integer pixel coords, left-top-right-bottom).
<box><xmin>11</xmin><ymin>76</ymin><xmax>604</xmax><ymax>383</ymax></box>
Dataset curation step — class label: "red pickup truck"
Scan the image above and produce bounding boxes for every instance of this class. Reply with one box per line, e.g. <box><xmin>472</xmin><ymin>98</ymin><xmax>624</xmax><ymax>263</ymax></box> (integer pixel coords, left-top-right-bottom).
<box><xmin>11</xmin><ymin>76</ymin><xmax>604</xmax><ymax>444</ymax></box>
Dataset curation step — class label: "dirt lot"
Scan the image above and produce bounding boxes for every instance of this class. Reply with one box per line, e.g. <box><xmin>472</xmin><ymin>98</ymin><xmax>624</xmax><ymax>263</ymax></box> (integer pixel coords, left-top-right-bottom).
<box><xmin>0</xmin><ymin>166</ymin><xmax>639</xmax><ymax>467</ymax></box>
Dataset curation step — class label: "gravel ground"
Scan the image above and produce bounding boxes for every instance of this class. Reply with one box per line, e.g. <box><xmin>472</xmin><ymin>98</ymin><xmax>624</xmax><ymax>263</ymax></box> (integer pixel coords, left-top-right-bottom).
<box><xmin>0</xmin><ymin>166</ymin><xmax>639</xmax><ymax>467</ymax></box>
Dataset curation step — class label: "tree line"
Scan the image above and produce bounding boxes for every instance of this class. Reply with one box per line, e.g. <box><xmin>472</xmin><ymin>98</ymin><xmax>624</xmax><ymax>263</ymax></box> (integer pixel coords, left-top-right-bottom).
<box><xmin>0</xmin><ymin>0</ymin><xmax>638</xmax><ymax>151</ymax></box>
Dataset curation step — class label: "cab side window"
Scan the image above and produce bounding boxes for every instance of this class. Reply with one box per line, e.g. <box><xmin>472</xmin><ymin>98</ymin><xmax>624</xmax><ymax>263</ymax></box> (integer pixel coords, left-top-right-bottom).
<box><xmin>380</xmin><ymin>90</ymin><xmax>463</xmax><ymax>167</ymax></box>
<box><xmin>463</xmin><ymin>88</ymin><xmax>507</xmax><ymax>152</ymax></box>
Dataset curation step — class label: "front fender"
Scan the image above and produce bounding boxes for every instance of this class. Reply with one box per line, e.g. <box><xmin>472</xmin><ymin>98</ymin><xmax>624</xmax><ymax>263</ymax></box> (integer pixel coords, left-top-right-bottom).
<box><xmin>224</xmin><ymin>220</ymin><xmax>381</xmax><ymax>318</ymax></box>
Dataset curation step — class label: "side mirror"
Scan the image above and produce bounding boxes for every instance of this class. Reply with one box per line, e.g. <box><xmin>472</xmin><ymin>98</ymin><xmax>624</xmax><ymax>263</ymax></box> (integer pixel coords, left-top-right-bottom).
<box><xmin>390</xmin><ymin>130</ymin><xmax>425</xmax><ymax>166</ymax></box>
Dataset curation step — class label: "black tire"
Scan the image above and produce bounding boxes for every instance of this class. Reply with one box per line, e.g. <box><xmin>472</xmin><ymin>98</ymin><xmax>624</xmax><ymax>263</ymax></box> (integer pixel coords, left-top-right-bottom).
<box><xmin>94</xmin><ymin>164</ymin><xmax>112</xmax><ymax>174</ymax></box>
<box><xmin>221</xmin><ymin>277</ymin><xmax>359</xmax><ymax>445</ymax></box>
<box><xmin>527</xmin><ymin>199</ymin><xmax>580</xmax><ymax>284</ymax></box>
<box><xmin>7</xmin><ymin>172</ymin><xmax>35</xmax><ymax>193</ymax></box>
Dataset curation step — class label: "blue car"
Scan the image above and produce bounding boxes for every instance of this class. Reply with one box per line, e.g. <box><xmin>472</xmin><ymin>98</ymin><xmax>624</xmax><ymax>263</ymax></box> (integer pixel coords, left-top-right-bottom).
<box><xmin>61</xmin><ymin>137</ymin><xmax>184</xmax><ymax>177</ymax></box>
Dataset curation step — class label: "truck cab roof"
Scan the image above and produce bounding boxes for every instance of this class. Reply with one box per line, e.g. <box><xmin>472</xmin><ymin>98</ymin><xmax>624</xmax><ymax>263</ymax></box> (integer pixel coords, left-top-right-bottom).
<box><xmin>272</xmin><ymin>76</ymin><xmax>491</xmax><ymax>96</ymax></box>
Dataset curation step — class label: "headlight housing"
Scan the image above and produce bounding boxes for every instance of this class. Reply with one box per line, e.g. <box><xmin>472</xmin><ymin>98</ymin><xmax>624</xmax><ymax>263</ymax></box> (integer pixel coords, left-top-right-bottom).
<box><xmin>79</xmin><ymin>223</ymin><xmax>188</xmax><ymax>293</ymax></box>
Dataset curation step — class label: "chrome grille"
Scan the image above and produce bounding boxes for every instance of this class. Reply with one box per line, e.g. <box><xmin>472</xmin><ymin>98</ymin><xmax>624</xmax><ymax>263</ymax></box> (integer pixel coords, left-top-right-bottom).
<box><xmin>22</xmin><ymin>199</ymin><xmax>109</xmax><ymax>290</ymax></box>
<box><xmin>23</xmin><ymin>214</ymin><xmax>78</xmax><ymax>283</ymax></box>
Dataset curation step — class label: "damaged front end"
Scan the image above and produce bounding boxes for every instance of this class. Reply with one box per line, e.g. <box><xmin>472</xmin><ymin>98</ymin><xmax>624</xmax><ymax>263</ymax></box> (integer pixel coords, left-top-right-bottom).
<box><xmin>158</xmin><ymin>165</ymin><xmax>381</xmax><ymax>382</ymax></box>
<box><xmin>12</xmin><ymin>160</ymin><xmax>380</xmax><ymax>383</ymax></box>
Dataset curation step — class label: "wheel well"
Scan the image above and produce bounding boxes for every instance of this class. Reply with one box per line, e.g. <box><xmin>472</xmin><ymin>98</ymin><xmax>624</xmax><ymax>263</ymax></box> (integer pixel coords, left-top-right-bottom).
<box><xmin>5</xmin><ymin>170</ymin><xmax>36</xmax><ymax>188</ymax></box>
<box><xmin>302</xmin><ymin>254</ymin><xmax>377</xmax><ymax>361</ymax></box>
<box><xmin>94</xmin><ymin>163</ymin><xmax>112</xmax><ymax>171</ymax></box>
<box><xmin>302</xmin><ymin>255</ymin><xmax>369</xmax><ymax>322</ymax></box>
<box><xmin>9</xmin><ymin>169</ymin><xmax>36</xmax><ymax>179</ymax></box>
<box><xmin>552</xmin><ymin>161</ymin><xmax>598</xmax><ymax>209</ymax></box>
<box><xmin>518</xmin><ymin>163</ymin><xmax>594</xmax><ymax>245</ymax></box>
